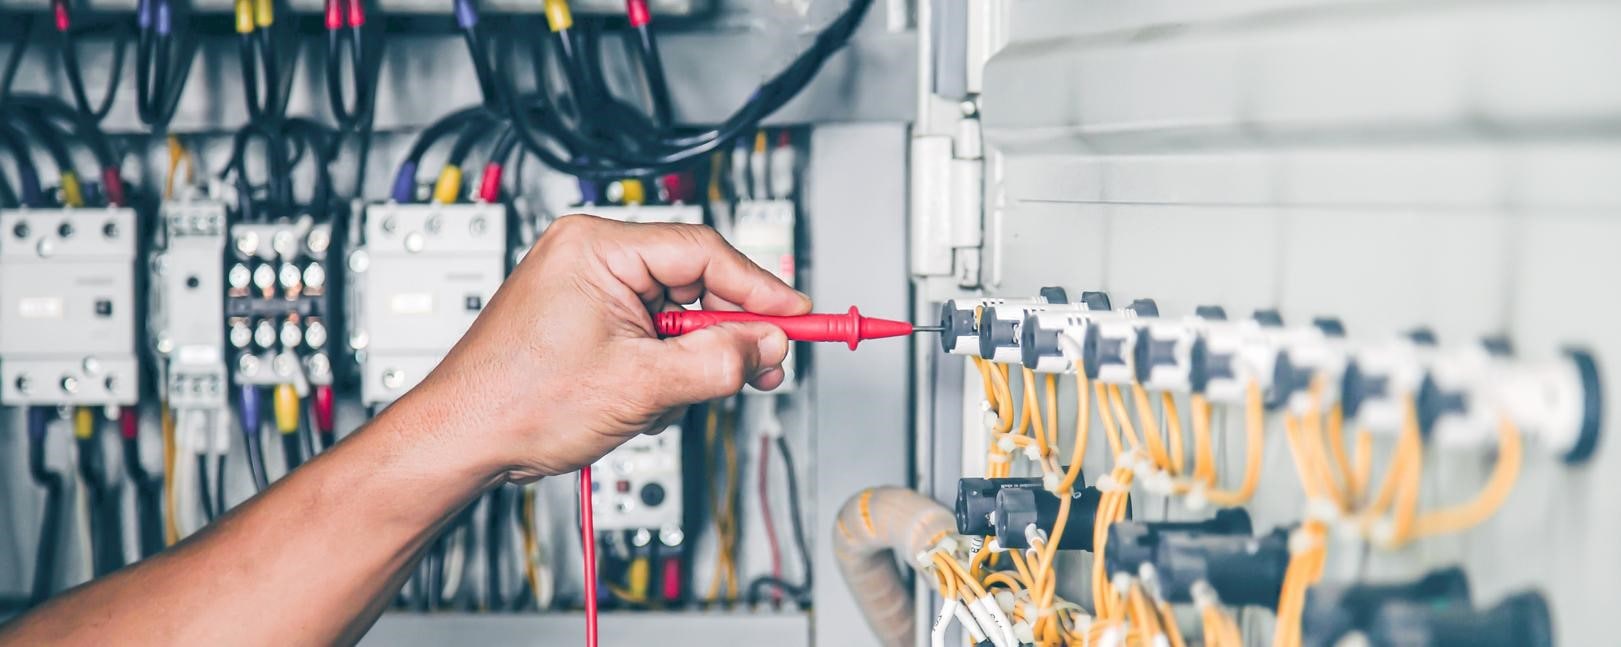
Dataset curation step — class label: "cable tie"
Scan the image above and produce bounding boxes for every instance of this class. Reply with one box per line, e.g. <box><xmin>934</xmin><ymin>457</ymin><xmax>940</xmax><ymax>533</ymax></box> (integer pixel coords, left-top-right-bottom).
<box><xmin>1304</xmin><ymin>498</ymin><xmax>1341</xmax><ymax>523</ymax></box>
<box><xmin>1012</xmin><ymin>621</ymin><xmax>1035</xmax><ymax>645</ymax></box>
<box><xmin>1022</xmin><ymin>444</ymin><xmax>1042</xmax><ymax>462</ymax></box>
<box><xmin>997</xmin><ymin>436</ymin><xmax>1017</xmax><ymax>453</ymax></box>
<box><xmin>994</xmin><ymin>590</ymin><xmax>1016</xmax><ymax>612</ymax></box>
<box><xmin>1110</xmin><ymin>572</ymin><xmax>1134</xmax><ymax>597</ymax></box>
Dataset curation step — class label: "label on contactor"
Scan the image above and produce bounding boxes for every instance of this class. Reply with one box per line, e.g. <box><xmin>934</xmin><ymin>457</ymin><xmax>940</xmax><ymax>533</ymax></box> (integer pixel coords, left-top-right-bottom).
<box><xmin>17</xmin><ymin>297</ymin><xmax>63</xmax><ymax>319</ymax></box>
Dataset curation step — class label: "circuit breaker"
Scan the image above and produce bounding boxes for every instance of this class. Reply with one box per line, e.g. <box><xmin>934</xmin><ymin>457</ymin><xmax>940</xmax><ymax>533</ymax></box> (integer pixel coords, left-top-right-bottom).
<box><xmin>0</xmin><ymin>208</ymin><xmax>141</xmax><ymax>406</ymax></box>
<box><xmin>153</xmin><ymin>201</ymin><xmax>228</xmax><ymax>409</ymax></box>
<box><xmin>226</xmin><ymin>218</ymin><xmax>337</xmax><ymax>389</ymax></box>
<box><xmin>349</xmin><ymin>203</ymin><xmax>506</xmax><ymax>404</ymax></box>
<box><xmin>590</xmin><ymin>426</ymin><xmax>684</xmax><ymax>534</ymax></box>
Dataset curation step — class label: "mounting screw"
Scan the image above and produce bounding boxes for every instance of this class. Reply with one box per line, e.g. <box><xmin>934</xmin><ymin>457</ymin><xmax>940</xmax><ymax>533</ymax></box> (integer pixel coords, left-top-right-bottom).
<box><xmin>382</xmin><ymin>369</ymin><xmax>404</xmax><ymax>389</ymax></box>
<box><xmin>306</xmin><ymin>228</ymin><xmax>331</xmax><ymax>255</ymax></box>
<box><xmin>60</xmin><ymin>375</ymin><xmax>79</xmax><ymax>394</ymax></box>
<box><xmin>11</xmin><ymin>221</ymin><xmax>29</xmax><ymax>239</ymax></box>
<box><xmin>15</xmin><ymin>374</ymin><xmax>32</xmax><ymax>394</ymax></box>
<box><xmin>102</xmin><ymin>220</ymin><xmax>119</xmax><ymax>239</ymax></box>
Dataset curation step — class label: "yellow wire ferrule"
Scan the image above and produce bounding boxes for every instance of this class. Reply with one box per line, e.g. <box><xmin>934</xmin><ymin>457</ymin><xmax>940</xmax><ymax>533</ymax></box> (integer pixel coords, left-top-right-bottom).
<box><xmin>253</xmin><ymin>0</ymin><xmax>274</xmax><ymax>28</ymax></box>
<box><xmin>543</xmin><ymin>0</ymin><xmax>573</xmax><ymax>32</ymax></box>
<box><xmin>234</xmin><ymin>0</ymin><xmax>255</xmax><ymax>33</ymax></box>
<box><xmin>432</xmin><ymin>165</ymin><xmax>463</xmax><ymax>204</ymax></box>
<box><xmin>617</xmin><ymin>178</ymin><xmax>645</xmax><ymax>205</ymax></box>
<box><xmin>273</xmin><ymin>384</ymin><xmax>300</xmax><ymax>434</ymax></box>
<box><xmin>59</xmin><ymin>171</ymin><xmax>83</xmax><ymax>208</ymax></box>
<box><xmin>74</xmin><ymin>407</ymin><xmax>95</xmax><ymax>440</ymax></box>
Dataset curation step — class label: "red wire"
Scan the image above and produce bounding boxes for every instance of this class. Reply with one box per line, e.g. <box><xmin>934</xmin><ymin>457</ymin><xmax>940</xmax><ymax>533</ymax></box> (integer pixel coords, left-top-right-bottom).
<box><xmin>579</xmin><ymin>467</ymin><xmax>599</xmax><ymax>647</ymax></box>
<box><xmin>756</xmin><ymin>435</ymin><xmax>783</xmax><ymax>605</ymax></box>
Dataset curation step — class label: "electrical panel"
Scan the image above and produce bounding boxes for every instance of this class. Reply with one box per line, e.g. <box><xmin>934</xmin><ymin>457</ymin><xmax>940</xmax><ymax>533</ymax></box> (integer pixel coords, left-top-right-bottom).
<box><xmin>226</xmin><ymin>219</ymin><xmax>337</xmax><ymax>388</ymax></box>
<box><xmin>590</xmin><ymin>427</ymin><xmax>684</xmax><ymax>537</ymax></box>
<box><xmin>349</xmin><ymin>203</ymin><xmax>506</xmax><ymax>404</ymax></box>
<box><xmin>0</xmin><ymin>208</ymin><xmax>141</xmax><ymax>406</ymax></box>
<box><xmin>153</xmin><ymin>201</ymin><xmax>229</xmax><ymax>410</ymax></box>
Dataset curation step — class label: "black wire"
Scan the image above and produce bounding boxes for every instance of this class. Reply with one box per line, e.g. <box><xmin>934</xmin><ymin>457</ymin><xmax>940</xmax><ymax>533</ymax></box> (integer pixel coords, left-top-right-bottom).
<box><xmin>4</xmin><ymin>94</ymin><xmax>118</xmax><ymax>173</ymax></box>
<box><xmin>485</xmin><ymin>488</ymin><xmax>508</xmax><ymax>611</ymax></box>
<box><xmin>245</xmin><ymin>431</ymin><xmax>271</xmax><ymax>492</ymax></box>
<box><xmin>26</xmin><ymin>407</ymin><xmax>64</xmax><ymax>605</ymax></box>
<box><xmin>747</xmin><ymin>436</ymin><xmax>812</xmax><ymax>607</ymax></box>
<box><xmin>326</xmin><ymin>24</ymin><xmax>380</xmax><ymax>131</ymax></box>
<box><xmin>76</xmin><ymin>430</ymin><xmax>125</xmax><ymax>577</ymax></box>
<box><xmin>215</xmin><ymin>454</ymin><xmax>228</xmax><ymax>515</ymax></box>
<box><xmin>281</xmin><ymin>432</ymin><xmax>303</xmax><ymax>472</ymax></box>
<box><xmin>134</xmin><ymin>9</ymin><xmax>197</xmax><ymax>131</ymax></box>
<box><xmin>500</xmin><ymin>0</ymin><xmax>872</xmax><ymax>176</ymax></box>
<box><xmin>121</xmin><ymin>434</ymin><xmax>165</xmax><ymax>558</ymax></box>
<box><xmin>0</xmin><ymin>120</ymin><xmax>44</xmax><ymax>206</ymax></box>
<box><xmin>58</xmin><ymin>19</ymin><xmax>129</xmax><ymax>122</ymax></box>
<box><xmin>631</xmin><ymin>25</ymin><xmax>672</xmax><ymax>129</ymax></box>
<box><xmin>196</xmin><ymin>454</ymin><xmax>216</xmax><ymax>521</ymax></box>
<box><xmin>1</xmin><ymin>16</ymin><xmax>33</xmax><ymax>99</ymax></box>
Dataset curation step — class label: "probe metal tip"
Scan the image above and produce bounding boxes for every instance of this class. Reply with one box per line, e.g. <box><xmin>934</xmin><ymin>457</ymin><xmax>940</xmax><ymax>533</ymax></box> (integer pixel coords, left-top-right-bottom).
<box><xmin>911</xmin><ymin>325</ymin><xmax>945</xmax><ymax>333</ymax></box>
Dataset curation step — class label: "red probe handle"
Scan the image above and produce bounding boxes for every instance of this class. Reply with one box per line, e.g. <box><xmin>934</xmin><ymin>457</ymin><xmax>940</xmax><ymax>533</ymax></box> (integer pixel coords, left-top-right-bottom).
<box><xmin>654</xmin><ymin>306</ymin><xmax>914</xmax><ymax>350</ymax></box>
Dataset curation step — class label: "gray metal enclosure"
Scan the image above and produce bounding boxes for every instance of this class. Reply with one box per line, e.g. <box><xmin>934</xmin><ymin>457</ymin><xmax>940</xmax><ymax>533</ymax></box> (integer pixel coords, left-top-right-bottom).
<box><xmin>912</xmin><ymin>1</ymin><xmax>1621</xmax><ymax>645</ymax></box>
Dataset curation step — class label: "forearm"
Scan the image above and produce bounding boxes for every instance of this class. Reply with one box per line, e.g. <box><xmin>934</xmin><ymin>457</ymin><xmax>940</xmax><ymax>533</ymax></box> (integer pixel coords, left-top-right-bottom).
<box><xmin>0</xmin><ymin>383</ymin><xmax>503</xmax><ymax>646</ymax></box>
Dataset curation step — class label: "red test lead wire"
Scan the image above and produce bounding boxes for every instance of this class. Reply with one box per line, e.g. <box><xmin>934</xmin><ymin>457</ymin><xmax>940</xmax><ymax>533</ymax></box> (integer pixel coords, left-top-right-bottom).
<box><xmin>654</xmin><ymin>306</ymin><xmax>939</xmax><ymax>350</ymax></box>
<box><xmin>579</xmin><ymin>467</ymin><xmax>600</xmax><ymax>647</ymax></box>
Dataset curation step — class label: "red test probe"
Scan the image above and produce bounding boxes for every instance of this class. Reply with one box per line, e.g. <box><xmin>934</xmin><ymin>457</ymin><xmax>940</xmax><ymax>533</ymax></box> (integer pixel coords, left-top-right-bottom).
<box><xmin>654</xmin><ymin>306</ymin><xmax>942</xmax><ymax>350</ymax></box>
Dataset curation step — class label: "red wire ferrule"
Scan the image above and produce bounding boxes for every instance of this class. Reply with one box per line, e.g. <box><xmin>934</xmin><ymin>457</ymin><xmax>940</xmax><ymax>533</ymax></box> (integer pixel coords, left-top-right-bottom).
<box><xmin>661</xmin><ymin>556</ymin><xmax>681</xmax><ymax>602</ymax></box>
<box><xmin>478</xmin><ymin>162</ymin><xmax>503</xmax><ymax>203</ymax></box>
<box><xmin>314</xmin><ymin>385</ymin><xmax>336</xmax><ymax>434</ymax></box>
<box><xmin>626</xmin><ymin>0</ymin><xmax>651</xmax><ymax>28</ymax></box>
<box><xmin>347</xmin><ymin>0</ymin><xmax>366</xmax><ymax>28</ymax></box>
<box><xmin>324</xmin><ymin>0</ymin><xmax>343</xmax><ymax>29</ymax></box>
<box><xmin>53</xmin><ymin>0</ymin><xmax>71</xmax><ymax>32</ymax></box>
<box><xmin>101</xmin><ymin>167</ymin><xmax>126</xmax><ymax>208</ymax></box>
<box><xmin>119</xmin><ymin>406</ymin><xmax>139</xmax><ymax>440</ymax></box>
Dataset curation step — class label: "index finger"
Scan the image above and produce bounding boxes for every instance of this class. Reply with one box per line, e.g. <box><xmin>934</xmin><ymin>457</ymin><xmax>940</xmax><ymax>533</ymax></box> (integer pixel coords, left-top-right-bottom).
<box><xmin>595</xmin><ymin>219</ymin><xmax>812</xmax><ymax>316</ymax></box>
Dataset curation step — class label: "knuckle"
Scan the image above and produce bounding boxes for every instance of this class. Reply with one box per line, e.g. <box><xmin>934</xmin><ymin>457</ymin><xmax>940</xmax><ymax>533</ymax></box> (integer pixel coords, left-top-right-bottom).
<box><xmin>712</xmin><ymin>351</ymin><xmax>749</xmax><ymax>392</ymax></box>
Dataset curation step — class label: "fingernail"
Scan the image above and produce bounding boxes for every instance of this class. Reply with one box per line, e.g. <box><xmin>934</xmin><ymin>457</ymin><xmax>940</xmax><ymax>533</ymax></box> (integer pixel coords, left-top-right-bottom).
<box><xmin>794</xmin><ymin>289</ymin><xmax>812</xmax><ymax>304</ymax></box>
<box><xmin>757</xmin><ymin>330</ymin><xmax>788</xmax><ymax>362</ymax></box>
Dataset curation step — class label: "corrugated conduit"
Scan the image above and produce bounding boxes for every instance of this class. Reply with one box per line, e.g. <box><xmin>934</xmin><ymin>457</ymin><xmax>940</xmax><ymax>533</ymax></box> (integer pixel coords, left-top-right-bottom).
<box><xmin>832</xmin><ymin>486</ymin><xmax>957</xmax><ymax>647</ymax></box>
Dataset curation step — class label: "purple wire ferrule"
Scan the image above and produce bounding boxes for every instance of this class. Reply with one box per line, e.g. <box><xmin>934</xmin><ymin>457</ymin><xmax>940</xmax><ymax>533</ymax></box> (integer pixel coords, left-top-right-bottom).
<box><xmin>391</xmin><ymin>161</ymin><xmax>418</xmax><ymax>203</ymax></box>
<box><xmin>454</xmin><ymin>0</ymin><xmax>478</xmax><ymax>29</ymax></box>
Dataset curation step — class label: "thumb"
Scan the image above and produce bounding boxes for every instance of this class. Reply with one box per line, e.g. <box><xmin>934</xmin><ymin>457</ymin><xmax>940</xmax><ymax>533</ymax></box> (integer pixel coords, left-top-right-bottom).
<box><xmin>645</xmin><ymin>322</ymin><xmax>790</xmax><ymax>407</ymax></box>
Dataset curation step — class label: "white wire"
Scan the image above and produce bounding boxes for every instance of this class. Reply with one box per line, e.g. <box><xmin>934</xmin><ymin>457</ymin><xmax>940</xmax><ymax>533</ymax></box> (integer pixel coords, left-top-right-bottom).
<box><xmin>441</xmin><ymin>526</ymin><xmax>467</xmax><ymax>601</ymax></box>
<box><xmin>931</xmin><ymin>597</ymin><xmax>960</xmax><ymax>647</ymax></box>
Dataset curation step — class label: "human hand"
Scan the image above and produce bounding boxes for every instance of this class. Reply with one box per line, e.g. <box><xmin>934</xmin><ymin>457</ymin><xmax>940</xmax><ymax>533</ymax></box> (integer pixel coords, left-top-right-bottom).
<box><xmin>406</xmin><ymin>215</ymin><xmax>809</xmax><ymax>481</ymax></box>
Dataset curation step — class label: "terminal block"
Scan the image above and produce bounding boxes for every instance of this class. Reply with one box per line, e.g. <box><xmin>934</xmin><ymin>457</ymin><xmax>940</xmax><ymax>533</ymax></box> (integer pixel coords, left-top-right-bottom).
<box><xmin>937</xmin><ymin>287</ymin><xmax>1071</xmax><ymax>357</ymax></box>
<box><xmin>349</xmin><ymin>203</ymin><xmax>505</xmax><ymax>404</ymax></box>
<box><xmin>226</xmin><ymin>217</ymin><xmax>337</xmax><ymax>389</ymax></box>
<box><xmin>1</xmin><ymin>208</ymin><xmax>141</xmax><ymax>406</ymax></box>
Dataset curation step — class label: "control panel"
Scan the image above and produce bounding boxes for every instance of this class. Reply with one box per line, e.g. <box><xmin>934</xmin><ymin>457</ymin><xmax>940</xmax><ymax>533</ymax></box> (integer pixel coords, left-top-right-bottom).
<box><xmin>0</xmin><ymin>208</ymin><xmax>141</xmax><ymax>406</ymax></box>
<box><xmin>349</xmin><ymin>203</ymin><xmax>506</xmax><ymax>404</ymax></box>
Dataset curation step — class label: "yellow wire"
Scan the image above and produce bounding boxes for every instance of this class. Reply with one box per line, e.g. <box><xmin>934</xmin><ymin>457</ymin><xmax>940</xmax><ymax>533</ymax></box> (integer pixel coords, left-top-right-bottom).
<box><xmin>1203</xmin><ymin>382</ymin><xmax>1265</xmax><ymax>507</ymax></box>
<box><xmin>1163</xmin><ymin>392</ymin><xmax>1186</xmax><ymax>476</ymax></box>
<box><xmin>1130</xmin><ymin>384</ymin><xmax>1172</xmax><ymax>471</ymax></box>
<box><xmin>162</xmin><ymin>404</ymin><xmax>179</xmax><ymax>545</ymax></box>
<box><xmin>1409</xmin><ymin>416</ymin><xmax>1523</xmax><ymax>538</ymax></box>
<box><xmin>520</xmin><ymin>485</ymin><xmax>543</xmax><ymax>607</ymax></box>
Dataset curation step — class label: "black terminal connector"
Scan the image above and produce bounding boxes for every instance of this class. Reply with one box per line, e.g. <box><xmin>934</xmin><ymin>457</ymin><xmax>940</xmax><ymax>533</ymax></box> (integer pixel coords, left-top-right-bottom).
<box><xmin>938</xmin><ymin>300</ymin><xmax>978</xmax><ymax>354</ymax></box>
<box><xmin>977</xmin><ymin>306</ymin><xmax>1021</xmax><ymax>359</ymax></box>
<box><xmin>1339</xmin><ymin>360</ymin><xmax>1388</xmax><ymax>421</ymax></box>
<box><xmin>1128</xmin><ymin>298</ymin><xmax>1159</xmax><ymax>318</ymax></box>
<box><xmin>1105</xmin><ymin>509</ymin><xmax>1252</xmax><ymax>580</ymax></box>
<box><xmin>1078</xmin><ymin>291</ymin><xmax>1111</xmax><ymax>311</ymax></box>
<box><xmin>1368</xmin><ymin>590</ymin><xmax>1553</xmax><ymax>647</ymax></box>
<box><xmin>1194</xmin><ymin>305</ymin><xmax>1228</xmax><ymax>321</ymax></box>
<box><xmin>955</xmin><ymin>477</ymin><xmax>1047</xmax><ymax>536</ymax></box>
<box><xmin>1301</xmin><ymin>567</ymin><xmax>1472</xmax><ymax>647</ymax></box>
<box><xmin>1039</xmin><ymin>287</ymin><xmax>1070</xmax><ymax>304</ymax></box>
<box><xmin>1253</xmin><ymin>309</ymin><xmax>1285</xmax><ymax>327</ymax></box>
<box><xmin>1311</xmin><ymin>316</ymin><xmax>1346</xmax><ymax>338</ymax></box>
<box><xmin>1106</xmin><ymin>513</ymin><xmax>1289</xmax><ymax>608</ymax></box>
<box><xmin>993</xmin><ymin>486</ymin><xmax>1109</xmax><ymax>551</ymax></box>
